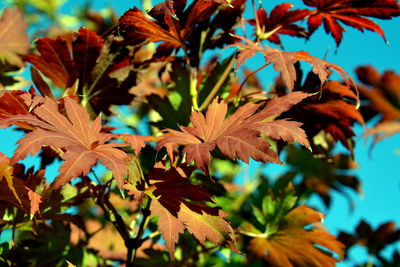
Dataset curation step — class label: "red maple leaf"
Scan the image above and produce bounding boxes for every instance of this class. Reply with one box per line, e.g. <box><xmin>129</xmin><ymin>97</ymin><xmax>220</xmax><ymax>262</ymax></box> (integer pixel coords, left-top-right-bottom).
<box><xmin>118</xmin><ymin>0</ymin><xmax>222</xmax><ymax>49</ymax></box>
<box><xmin>25</xmin><ymin>36</ymin><xmax>79</xmax><ymax>89</ymax></box>
<box><xmin>248</xmin><ymin>4</ymin><xmax>310</xmax><ymax>45</ymax></box>
<box><xmin>24</xmin><ymin>28</ymin><xmax>136</xmax><ymax>114</ymax></box>
<box><xmin>0</xmin><ymin>95</ymin><xmax>129</xmax><ymax>189</ymax></box>
<box><xmin>157</xmin><ymin>92</ymin><xmax>310</xmax><ymax>172</ymax></box>
<box><xmin>119</xmin><ymin>7</ymin><xmax>184</xmax><ymax>48</ymax></box>
<box><xmin>304</xmin><ymin>0</ymin><xmax>400</xmax><ymax>46</ymax></box>
<box><xmin>273</xmin><ymin>73</ymin><xmax>363</xmax><ymax>153</ymax></box>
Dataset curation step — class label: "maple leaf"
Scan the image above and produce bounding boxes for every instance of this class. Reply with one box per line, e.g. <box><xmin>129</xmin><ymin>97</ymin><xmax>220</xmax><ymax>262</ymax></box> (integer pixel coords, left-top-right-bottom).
<box><xmin>354</xmin><ymin>66</ymin><xmax>400</xmax><ymax>146</ymax></box>
<box><xmin>24</xmin><ymin>36</ymin><xmax>79</xmax><ymax>89</ymax></box>
<box><xmin>30</xmin><ymin>67</ymin><xmax>55</xmax><ymax>100</ymax></box>
<box><xmin>25</xmin><ymin>28</ymin><xmax>136</xmax><ymax>115</ymax></box>
<box><xmin>118</xmin><ymin>0</ymin><xmax>222</xmax><ymax>51</ymax></box>
<box><xmin>272</xmin><ymin>68</ymin><xmax>363</xmax><ymax>153</ymax></box>
<box><xmin>150</xmin><ymin>199</ymin><xmax>185</xmax><ymax>258</ymax></box>
<box><xmin>119</xmin><ymin>7</ymin><xmax>183</xmax><ymax>48</ymax></box>
<box><xmin>339</xmin><ymin>220</ymin><xmax>400</xmax><ymax>258</ymax></box>
<box><xmin>0</xmin><ymin>89</ymin><xmax>43</xmax><ymax>130</ymax></box>
<box><xmin>119</xmin><ymin>134</ymin><xmax>149</xmax><ymax>157</ymax></box>
<box><xmin>0</xmin><ymin>95</ymin><xmax>129</xmax><ymax>189</ymax></box>
<box><xmin>365</xmin><ymin>122</ymin><xmax>400</xmax><ymax>145</ymax></box>
<box><xmin>248</xmin><ymin>4</ymin><xmax>310</xmax><ymax>45</ymax></box>
<box><xmin>230</xmin><ymin>35</ymin><xmax>355</xmax><ymax>91</ymax></box>
<box><xmin>304</xmin><ymin>0</ymin><xmax>400</xmax><ymax>46</ymax></box>
<box><xmin>356</xmin><ymin>65</ymin><xmax>400</xmax><ymax>123</ymax></box>
<box><xmin>0</xmin><ymin>152</ymin><xmax>42</xmax><ymax>215</ymax></box>
<box><xmin>0</xmin><ymin>8</ymin><xmax>30</xmax><ymax>67</ymax></box>
<box><xmin>27</xmin><ymin>187</ymin><xmax>42</xmax><ymax>215</ymax></box>
<box><xmin>139</xmin><ymin>164</ymin><xmax>235</xmax><ymax>258</ymax></box>
<box><xmin>157</xmin><ymin>92</ymin><xmax>310</xmax><ymax>172</ymax></box>
<box><xmin>245</xmin><ymin>205</ymin><xmax>344</xmax><ymax>267</ymax></box>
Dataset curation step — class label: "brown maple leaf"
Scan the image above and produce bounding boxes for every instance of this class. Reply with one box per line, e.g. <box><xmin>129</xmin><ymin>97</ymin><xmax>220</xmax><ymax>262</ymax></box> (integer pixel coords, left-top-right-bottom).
<box><xmin>356</xmin><ymin>65</ymin><xmax>400</xmax><ymax>123</ymax></box>
<box><xmin>230</xmin><ymin>35</ymin><xmax>355</xmax><ymax>91</ymax></box>
<box><xmin>0</xmin><ymin>8</ymin><xmax>30</xmax><ymax>67</ymax></box>
<box><xmin>304</xmin><ymin>0</ymin><xmax>400</xmax><ymax>46</ymax></box>
<box><xmin>157</xmin><ymin>92</ymin><xmax>310</xmax><ymax>173</ymax></box>
<box><xmin>246</xmin><ymin>205</ymin><xmax>344</xmax><ymax>267</ymax></box>
<box><xmin>355</xmin><ymin>66</ymin><xmax>400</xmax><ymax>145</ymax></box>
<box><xmin>0</xmin><ymin>95</ymin><xmax>129</xmax><ymax>189</ymax></box>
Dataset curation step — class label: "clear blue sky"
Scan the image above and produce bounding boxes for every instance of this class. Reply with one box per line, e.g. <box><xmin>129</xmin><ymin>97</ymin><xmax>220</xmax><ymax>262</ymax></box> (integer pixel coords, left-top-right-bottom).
<box><xmin>1</xmin><ymin>0</ymin><xmax>400</xmax><ymax>265</ymax></box>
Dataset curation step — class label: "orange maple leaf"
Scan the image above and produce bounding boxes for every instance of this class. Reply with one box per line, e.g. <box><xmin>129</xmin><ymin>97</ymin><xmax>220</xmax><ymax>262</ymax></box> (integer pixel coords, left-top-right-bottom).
<box><xmin>247</xmin><ymin>205</ymin><xmax>344</xmax><ymax>267</ymax></box>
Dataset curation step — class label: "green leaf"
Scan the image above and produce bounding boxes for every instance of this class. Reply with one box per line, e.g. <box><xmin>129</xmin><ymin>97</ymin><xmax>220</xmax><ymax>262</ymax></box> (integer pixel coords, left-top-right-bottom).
<box><xmin>252</xmin><ymin>205</ymin><xmax>266</xmax><ymax>225</ymax></box>
<box><xmin>261</xmin><ymin>196</ymin><xmax>275</xmax><ymax>217</ymax></box>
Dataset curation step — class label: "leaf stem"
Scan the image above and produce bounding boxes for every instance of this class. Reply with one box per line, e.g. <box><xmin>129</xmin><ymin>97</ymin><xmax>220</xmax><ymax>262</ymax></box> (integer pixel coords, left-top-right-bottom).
<box><xmin>237</xmin><ymin>62</ymin><xmax>269</xmax><ymax>97</ymax></box>
<box><xmin>199</xmin><ymin>56</ymin><xmax>236</xmax><ymax>111</ymax></box>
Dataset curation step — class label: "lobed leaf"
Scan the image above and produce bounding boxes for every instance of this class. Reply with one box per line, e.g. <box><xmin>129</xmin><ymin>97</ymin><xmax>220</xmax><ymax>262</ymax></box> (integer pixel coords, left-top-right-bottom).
<box><xmin>304</xmin><ymin>0</ymin><xmax>400</xmax><ymax>46</ymax></box>
<box><xmin>158</xmin><ymin>92</ymin><xmax>310</xmax><ymax>172</ymax></box>
<box><xmin>231</xmin><ymin>35</ymin><xmax>355</xmax><ymax>91</ymax></box>
<box><xmin>0</xmin><ymin>8</ymin><xmax>30</xmax><ymax>67</ymax></box>
<box><xmin>247</xmin><ymin>205</ymin><xmax>344</xmax><ymax>267</ymax></box>
<box><xmin>0</xmin><ymin>94</ymin><xmax>131</xmax><ymax>189</ymax></box>
<box><xmin>249</xmin><ymin>4</ymin><xmax>310</xmax><ymax>45</ymax></box>
<box><xmin>145</xmin><ymin>164</ymin><xmax>236</xmax><ymax>258</ymax></box>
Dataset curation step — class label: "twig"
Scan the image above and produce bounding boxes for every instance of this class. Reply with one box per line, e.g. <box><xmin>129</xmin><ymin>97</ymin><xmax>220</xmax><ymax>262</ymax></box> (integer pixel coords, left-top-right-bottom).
<box><xmin>236</xmin><ymin>63</ymin><xmax>269</xmax><ymax>97</ymax></box>
<box><xmin>127</xmin><ymin>198</ymin><xmax>152</xmax><ymax>266</ymax></box>
<box><xmin>199</xmin><ymin>56</ymin><xmax>236</xmax><ymax>111</ymax></box>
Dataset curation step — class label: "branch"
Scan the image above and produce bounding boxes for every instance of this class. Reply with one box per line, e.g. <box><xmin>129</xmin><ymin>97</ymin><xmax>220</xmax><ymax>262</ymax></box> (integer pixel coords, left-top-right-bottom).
<box><xmin>126</xmin><ymin>198</ymin><xmax>152</xmax><ymax>266</ymax></box>
<box><xmin>199</xmin><ymin>56</ymin><xmax>236</xmax><ymax>111</ymax></box>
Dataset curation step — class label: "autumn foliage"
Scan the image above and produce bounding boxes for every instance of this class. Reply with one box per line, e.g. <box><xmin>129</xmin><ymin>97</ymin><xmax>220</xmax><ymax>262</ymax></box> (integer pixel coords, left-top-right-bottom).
<box><xmin>0</xmin><ymin>0</ymin><xmax>400</xmax><ymax>266</ymax></box>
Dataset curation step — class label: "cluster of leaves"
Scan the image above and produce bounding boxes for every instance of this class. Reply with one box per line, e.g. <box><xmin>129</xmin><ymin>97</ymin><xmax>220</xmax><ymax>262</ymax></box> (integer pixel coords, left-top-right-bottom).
<box><xmin>0</xmin><ymin>0</ymin><xmax>400</xmax><ymax>266</ymax></box>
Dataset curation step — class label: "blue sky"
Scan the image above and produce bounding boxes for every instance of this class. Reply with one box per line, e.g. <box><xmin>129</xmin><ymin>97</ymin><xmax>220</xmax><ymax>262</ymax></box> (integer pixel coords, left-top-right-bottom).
<box><xmin>1</xmin><ymin>0</ymin><xmax>400</xmax><ymax>265</ymax></box>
